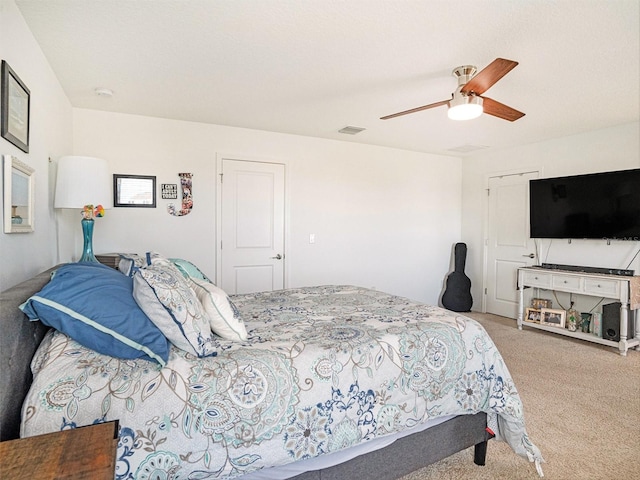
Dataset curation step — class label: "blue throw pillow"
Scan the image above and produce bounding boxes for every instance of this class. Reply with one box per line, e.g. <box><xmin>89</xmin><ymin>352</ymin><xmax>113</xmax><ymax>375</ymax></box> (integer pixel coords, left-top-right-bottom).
<box><xmin>20</xmin><ymin>262</ymin><xmax>170</xmax><ymax>366</ymax></box>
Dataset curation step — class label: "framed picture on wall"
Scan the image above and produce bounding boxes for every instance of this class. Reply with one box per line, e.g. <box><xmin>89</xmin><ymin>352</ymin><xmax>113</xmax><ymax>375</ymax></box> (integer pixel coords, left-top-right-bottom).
<box><xmin>1</xmin><ymin>61</ymin><xmax>30</xmax><ymax>153</ymax></box>
<box><xmin>113</xmin><ymin>174</ymin><xmax>157</xmax><ymax>207</ymax></box>
<box><xmin>3</xmin><ymin>154</ymin><xmax>34</xmax><ymax>233</ymax></box>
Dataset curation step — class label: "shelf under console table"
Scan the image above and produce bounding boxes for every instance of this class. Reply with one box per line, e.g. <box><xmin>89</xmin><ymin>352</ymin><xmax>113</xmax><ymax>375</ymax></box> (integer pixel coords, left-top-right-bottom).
<box><xmin>517</xmin><ymin>267</ymin><xmax>640</xmax><ymax>356</ymax></box>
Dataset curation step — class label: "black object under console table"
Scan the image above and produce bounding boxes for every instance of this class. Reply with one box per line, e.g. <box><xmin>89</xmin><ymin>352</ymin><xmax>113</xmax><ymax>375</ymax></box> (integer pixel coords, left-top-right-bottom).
<box><xmin>517</xmin><ymin>267</ymin><xmax>640</xmax><ymax>356</ymax></box>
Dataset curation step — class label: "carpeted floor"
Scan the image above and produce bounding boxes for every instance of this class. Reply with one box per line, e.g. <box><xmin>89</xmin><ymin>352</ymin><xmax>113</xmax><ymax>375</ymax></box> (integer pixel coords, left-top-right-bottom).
<box><xmin>398</xmin><ymin>312</ymin><xmax>640</xmax><ymax>480</ymax></box>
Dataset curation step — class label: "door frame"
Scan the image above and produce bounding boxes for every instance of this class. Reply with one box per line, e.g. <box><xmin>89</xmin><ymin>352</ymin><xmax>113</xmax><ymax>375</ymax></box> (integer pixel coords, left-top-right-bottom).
<box><xmin>481</xmin><ymin>166</ymin><xmax>542</xmax><ymax>313</ymax></box>
<box><xmin>215</xmin><ymin>153</ymin><xmax>291</xmax><ymax>289</ymax></box>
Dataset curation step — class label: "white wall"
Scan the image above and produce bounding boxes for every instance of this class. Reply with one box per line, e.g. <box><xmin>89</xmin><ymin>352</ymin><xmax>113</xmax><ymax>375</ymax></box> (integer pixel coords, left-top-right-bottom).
<box><xmin>5</xmin><ymin>0</ymin><xmax>635</xmax><ymax>306</ymax></box>
<box><xmin>70</xmin><ymin>108</ymin><xmax>462</xmax><ymax>304</ymax></box>
<box><xmin>0</xmin><ymin>0</ymin><xmax>73</xmax><ymax>290</ymax></box>
<box><xmin>462</xmin><ymin>122</ymin><xmax>640</xmax><ymax>312</ymax></box>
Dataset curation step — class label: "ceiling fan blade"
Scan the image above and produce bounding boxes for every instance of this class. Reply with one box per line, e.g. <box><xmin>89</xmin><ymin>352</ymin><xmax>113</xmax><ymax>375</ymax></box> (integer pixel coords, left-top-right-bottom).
<box><xmin>380</xmin><ymin>99</ymin><xmax>450</xmax><ymax>120</ymax></box>
<box><xmin>481</xmin><ymin>96</ymin><xmax>525</xmax><ymax>122</ymax></box>
<box><xmin>461</xmin><ymin>58</ymin><xmax>518</xmax><ymax>96</ymax></box>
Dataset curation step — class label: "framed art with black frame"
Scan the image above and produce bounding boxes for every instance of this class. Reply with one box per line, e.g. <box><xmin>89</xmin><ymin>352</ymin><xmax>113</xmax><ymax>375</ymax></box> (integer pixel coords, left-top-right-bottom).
<box><xmin>113</xmin><ymin>174</ymin><xmax>157</xmax><ymax>208</ymax></box>
<box><xmin>1</xmin><ymin>61</ymin><xmax>30</xmax><ymax>153</ymax></box>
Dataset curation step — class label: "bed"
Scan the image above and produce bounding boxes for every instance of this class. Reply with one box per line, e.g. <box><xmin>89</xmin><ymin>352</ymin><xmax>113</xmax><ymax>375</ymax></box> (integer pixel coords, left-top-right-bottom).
<box><xmin>0</xmin><ymin>257</ymin><xmax>543</xmax><ymax>480</ymax></box>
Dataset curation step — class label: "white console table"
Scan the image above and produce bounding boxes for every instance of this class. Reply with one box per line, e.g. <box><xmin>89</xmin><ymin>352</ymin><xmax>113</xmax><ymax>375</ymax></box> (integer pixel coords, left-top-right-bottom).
<box><xmin>517</xmin><ymin>267</ymin><xmax>640</xmax><ymax>355</ymax></box>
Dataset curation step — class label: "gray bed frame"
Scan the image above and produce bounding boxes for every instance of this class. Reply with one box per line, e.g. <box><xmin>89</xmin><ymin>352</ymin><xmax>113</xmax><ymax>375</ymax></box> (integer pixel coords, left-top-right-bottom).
<box><xmin>0</xmin><ymin>266</ymin><xmax>493</xmax><ymax>479</ymax></box>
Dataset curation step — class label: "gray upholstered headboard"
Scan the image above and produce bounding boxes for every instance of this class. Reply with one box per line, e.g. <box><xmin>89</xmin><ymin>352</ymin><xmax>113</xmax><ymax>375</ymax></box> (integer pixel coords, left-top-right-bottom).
<box><xmin>0</xmin><ymin>266</ymin><xmax>58</xmax><ymax>441</ymax></box>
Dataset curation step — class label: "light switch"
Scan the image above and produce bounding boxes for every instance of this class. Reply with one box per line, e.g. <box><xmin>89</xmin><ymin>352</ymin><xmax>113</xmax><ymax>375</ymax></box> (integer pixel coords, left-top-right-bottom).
<box><xmin>309</xmin><ymin>233</ymin><xmax>315</xmax><ymax>244</ymax></box>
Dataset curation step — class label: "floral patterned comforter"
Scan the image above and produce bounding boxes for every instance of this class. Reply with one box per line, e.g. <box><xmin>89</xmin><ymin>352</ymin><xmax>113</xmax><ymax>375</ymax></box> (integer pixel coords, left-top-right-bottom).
<box><xmin>21</xmin><ymin>286</ymin><xmax>542</xmax><ymax>479</ymax></box>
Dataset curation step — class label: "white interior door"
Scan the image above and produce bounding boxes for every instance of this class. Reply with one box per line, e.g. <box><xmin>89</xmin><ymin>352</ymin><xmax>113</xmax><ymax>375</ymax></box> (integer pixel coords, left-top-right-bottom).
<box><xmin>217</xmin><ymin>158</ymin><xmax>285</xmax><ymax>294</ymax></box>
<box><xmin>485</xmin><ymin>171</ymin><xmax>539</xmax><ymax>318</ymax></box>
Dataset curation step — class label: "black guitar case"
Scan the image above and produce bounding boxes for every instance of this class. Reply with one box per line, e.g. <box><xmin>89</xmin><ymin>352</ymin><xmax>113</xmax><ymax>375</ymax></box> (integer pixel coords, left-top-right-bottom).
<box><xmin>442</xmin><ymin>243</ymin><xmax>473</xmax><ymax>312</ymax></box>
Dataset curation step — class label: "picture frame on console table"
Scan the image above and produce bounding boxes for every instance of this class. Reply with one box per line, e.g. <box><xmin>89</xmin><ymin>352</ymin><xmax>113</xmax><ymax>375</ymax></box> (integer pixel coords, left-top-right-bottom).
<box><xmin>540</xmin><ymin>308</ymin><xmax>566</xmax><ymax>328</ymax></box>
<box><xmin>531</xmin><ymin>298</ymin><xmax>552</xmax><ymax>310</ymax></box>
<box><xmin>525</xmin><ymin>308</ymin><xmax>541</xmax><ymax>323</ymax></box>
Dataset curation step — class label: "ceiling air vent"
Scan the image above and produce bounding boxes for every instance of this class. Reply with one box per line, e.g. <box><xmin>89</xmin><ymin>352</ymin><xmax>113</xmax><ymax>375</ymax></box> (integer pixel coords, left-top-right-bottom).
<box><xmin>447</xmin><ymin>144</ymin><xmax>489</xmax><ymax>153</ymax></box>
<box><xmin>338</xmin><ymin>126</ymin><xmax>366</xmax><ymax>135</ymax></box>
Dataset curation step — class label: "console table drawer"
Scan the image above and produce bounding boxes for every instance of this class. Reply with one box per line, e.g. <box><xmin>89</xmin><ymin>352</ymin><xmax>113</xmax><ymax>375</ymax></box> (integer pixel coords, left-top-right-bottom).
<box><xmin>551</xmin><ymin>275</ymin><xmax>582</xmax><ymax>292</ymax></box>
<box><xmin>584</xmin><ymin>278</ymin><xmax>620</xmax><ymax>297</ymax></box>
<box><xmin>522</xmin><ymin>271</ymin><xmax>552</xmax><ymax>288</ymax></box>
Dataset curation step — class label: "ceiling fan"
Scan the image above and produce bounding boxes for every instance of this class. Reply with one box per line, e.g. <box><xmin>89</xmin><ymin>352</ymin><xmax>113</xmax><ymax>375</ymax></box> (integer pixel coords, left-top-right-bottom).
<box><xmin>381</xmin><ymin>58</ymin><xmax>525</xmax><ymax>122</ymax></box>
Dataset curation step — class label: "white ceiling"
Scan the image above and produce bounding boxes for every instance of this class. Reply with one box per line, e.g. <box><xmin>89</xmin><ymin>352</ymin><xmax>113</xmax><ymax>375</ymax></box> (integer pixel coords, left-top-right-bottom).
<box><xmin>15</xmin><ymin>0</ymin><xmax>640</xmax><ymax>157</ymax></box>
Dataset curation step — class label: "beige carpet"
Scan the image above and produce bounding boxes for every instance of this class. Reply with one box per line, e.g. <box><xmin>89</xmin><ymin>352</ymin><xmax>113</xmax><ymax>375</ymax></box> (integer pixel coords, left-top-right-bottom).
<box><xmin>399</xmin><ymin>312</ymin><xmax>640</xmax><ymax>480</ymax></box>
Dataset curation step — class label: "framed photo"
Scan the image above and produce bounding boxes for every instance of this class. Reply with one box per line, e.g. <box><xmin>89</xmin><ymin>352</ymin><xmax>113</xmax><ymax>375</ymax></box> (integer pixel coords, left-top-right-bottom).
<box><xmin>1</xmin><ymin>61</ymin><xmax>30</xmax><ymax>153</ymax></box>
<box><xmin>531</xmin><ymin>298</ymin><xmax>552</xmax><ymax>310</ymax></box>
<box><xmin>3</xmin><ymin>154</ymin><xmax>34</xmax><ymax>233</ymax></box>
<box><xmin>540</xmin><ymin>308</ymin><xmax>566</xmax><ymax>328</ymax></box>
<box><xmin>161</xmin><ymin>183</ymin><xmax>178</xmax><ymax>199</ymax></box>
<box><xmin>525</xmin><ymin>308</ymin><xmax>541</xmax><ymax>323</ymax></box>
<box><xmin>113</xmin><ymin>174</ymin><xmax>156</xmax><ymax>208</ymax></box>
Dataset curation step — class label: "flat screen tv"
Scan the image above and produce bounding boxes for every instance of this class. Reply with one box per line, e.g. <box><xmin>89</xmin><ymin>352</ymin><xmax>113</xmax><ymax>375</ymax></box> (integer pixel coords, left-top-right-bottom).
<box><xmin>529</xmin><ymin>169</ymin><xmax>640</xmax><ymax>240</ymax></box>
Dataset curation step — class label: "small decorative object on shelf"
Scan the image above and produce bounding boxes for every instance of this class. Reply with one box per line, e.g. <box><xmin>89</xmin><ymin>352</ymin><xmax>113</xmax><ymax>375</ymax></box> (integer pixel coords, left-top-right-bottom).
<box><xmin>540</xmin><ymin>308</ymin><xmax>566</xmax><ymax>328</ymax></box>
<box><xmin>525</xmin><ymin>307</ymin><xmax>541</xmax><ymax>323</ymax></box>
<box><xmin>567</xmin><ymin>308</ymin><xmax>579</xmax><ymax>332</ymax></box>
<box><xmin>592</xmin><ymin>312</ymin><xmax>602</xmax><ymax>337</ymax></box>
<box><xmin>11</xmin><ymin>207</ymin><xmax>22</xmax><ymax>224</ymax></box>
<box><xmin>532</xmin><ymin>298</ymin><xmax>552</xmax><ymax>310</ymax></box>
<box><xmin>580</xmin><ymin>313</ymin><xmax>592</xmax><ymax>333</ymax></box>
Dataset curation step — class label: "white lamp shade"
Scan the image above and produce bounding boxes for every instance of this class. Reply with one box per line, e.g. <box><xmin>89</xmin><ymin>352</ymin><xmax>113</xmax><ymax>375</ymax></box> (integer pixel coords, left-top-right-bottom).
<box><xmin>54</xmin><ymin>156</ymin><xmax>112</xmax><ymax>209</ymax></box>
<box><xmin>448</xmin><ymin>103</ymin><xmax>483</xmax><ymax>121</ymax></box>
<box><xmin>447</xmin><ymin>93</ymin><xmax>483</xmax><ymax>121</ymax></box>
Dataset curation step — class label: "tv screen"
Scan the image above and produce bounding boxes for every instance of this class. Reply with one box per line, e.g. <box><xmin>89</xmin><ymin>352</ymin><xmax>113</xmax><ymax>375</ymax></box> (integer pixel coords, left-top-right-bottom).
<box><xmin>529</xmin><ymin>169</ymin><xmax>640</xmax><ymax>240</ymax></box>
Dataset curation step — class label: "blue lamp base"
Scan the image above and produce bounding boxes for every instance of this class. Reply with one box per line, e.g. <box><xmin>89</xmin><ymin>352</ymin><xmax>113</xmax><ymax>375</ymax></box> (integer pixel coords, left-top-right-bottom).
<box><xmin>79</xmin><ymin>218</ymin><xmax>99</xmax><ymax>262</ymax></box>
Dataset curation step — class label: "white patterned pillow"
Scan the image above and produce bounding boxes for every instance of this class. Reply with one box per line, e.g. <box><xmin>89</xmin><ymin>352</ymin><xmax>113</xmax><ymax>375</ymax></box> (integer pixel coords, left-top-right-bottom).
<box><xmin>189</xmin><ymin>278</ymin><xmax>248</xmax><ymax>341</ymax></box>
<box><xmin>119</xmin><ymin>251</ymin><xmax>165</xmax><ymax>277</ymax></box>
<box><xmin>133</xmin><ymin>259</ymin><xmax>217</xmax><ymax>357</ymax></box>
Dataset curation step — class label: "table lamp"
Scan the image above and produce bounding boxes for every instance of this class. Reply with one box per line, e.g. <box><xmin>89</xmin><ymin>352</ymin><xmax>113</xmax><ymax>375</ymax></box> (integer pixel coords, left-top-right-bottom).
<box><xmin>54</xmin><ymin>156</ymin><xmax>111</xmax><ymax>262</ymax></box>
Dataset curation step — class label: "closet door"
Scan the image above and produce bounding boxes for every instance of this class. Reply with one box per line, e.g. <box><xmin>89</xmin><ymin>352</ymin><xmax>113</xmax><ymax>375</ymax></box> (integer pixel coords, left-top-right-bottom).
<box><xmin>485</xmin><ymin>171</ymin><xmax>538</xmax><ymax>318</ymax></box>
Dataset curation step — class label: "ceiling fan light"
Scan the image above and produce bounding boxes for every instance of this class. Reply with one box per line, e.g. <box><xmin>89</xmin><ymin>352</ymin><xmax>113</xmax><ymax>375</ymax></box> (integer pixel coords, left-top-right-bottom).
<box><xmin>448</xmin><ymin>95</ymin><xmax>483</xmax><ymax>121</ymax></box>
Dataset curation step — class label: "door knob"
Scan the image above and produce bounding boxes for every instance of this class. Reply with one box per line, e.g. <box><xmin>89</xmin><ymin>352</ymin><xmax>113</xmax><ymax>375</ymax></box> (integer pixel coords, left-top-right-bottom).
<box><xmin>522</xmin><ymin>253</ymin><xmax>535</xmax><ymax>258</ymax></box>
<box><xmin>271</xmin><ymin>254</ymin><xmax>283</xmax><ymax>260</ymax></box>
